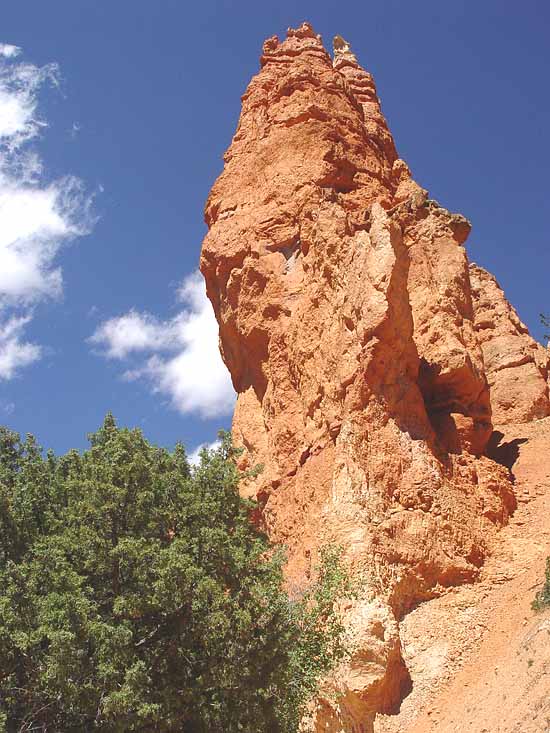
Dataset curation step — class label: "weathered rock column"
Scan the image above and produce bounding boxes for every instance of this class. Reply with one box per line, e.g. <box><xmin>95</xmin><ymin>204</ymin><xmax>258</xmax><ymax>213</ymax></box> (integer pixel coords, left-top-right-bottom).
<box><xmin>201</xmin><ymin>23</ymin><xmax>516</xmax><ymax>730</ymax></box>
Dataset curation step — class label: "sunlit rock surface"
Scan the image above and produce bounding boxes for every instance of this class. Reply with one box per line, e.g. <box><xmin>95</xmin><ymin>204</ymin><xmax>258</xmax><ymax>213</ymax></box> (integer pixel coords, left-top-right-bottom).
<box><xmin>199</xmin><ymin>23</ymin><xmax>544</xmax><ymax>730</ymax></box>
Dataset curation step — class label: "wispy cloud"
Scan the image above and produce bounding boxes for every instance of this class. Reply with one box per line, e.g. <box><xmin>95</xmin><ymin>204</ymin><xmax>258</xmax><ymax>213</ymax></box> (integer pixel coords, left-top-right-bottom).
<box><xmin>90</xmin><ymin>271</ymin><xmax>235</xmax><ymax>419</ymax></box>
<box><xmin>188</xmin><ymin>439</ymin><xmax>222</xmax><ymax>466</ymax></box>
<box><xmin>0</xmin><ymin>315</ymin><xmax>40</xmax><ymax>379</ymax></box>
<box><xmin>0</xmin><ymin>399</ymin><xmax>15</xmax><ymax>415</ymax></box>
<box><xmin>0</xmin><ymin>43</ymin><xmax>93</xmax><ymax>379</ymax></box>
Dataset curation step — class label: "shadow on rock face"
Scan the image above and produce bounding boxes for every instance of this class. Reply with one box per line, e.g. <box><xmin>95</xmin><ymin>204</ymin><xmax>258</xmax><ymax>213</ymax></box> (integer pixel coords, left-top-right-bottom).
<box><xmin>487</xmin><ymin>431</ymin><xmax>529</xmax><ymax>475</ymax></box>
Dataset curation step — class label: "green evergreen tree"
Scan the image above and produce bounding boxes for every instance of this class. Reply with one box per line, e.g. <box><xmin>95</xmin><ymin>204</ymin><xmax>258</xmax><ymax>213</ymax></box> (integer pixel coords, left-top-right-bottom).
<box><xmin>0</xmin><ymin>417</ymin><xmax>348</xmax><ymax>732</ymax></box>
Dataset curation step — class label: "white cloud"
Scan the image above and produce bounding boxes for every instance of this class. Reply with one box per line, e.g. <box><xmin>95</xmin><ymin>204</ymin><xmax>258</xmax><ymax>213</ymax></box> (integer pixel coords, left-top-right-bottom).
<box><xmin>0</xmin><ymin>177</ymin><xmax>90</xmax><ymax>305</ymax></box>
<box><xmin>0</xmin><ymin>57</ymin><xmax>57</xmax><ymax>147</ymax></box>
<box><xmin>0</xmin><ymin>44</ymin><xmax>21</xmax><ymax>60</ymax></box>
<box><xmin>188</xmin><ymin>439</ymin><xmax>222</xmax><ymax>466</ymax></box>
<box><xmin>91</xmin><ymin>310</ymin><xmax>180</xmax><ymax>359</ymax></box>
<box><xmin>0</xmin><ymin>315</ymin><xmax>41</xmax><ymax>379</ymax></box>
<box><xmin>0</xmin><ymin>43</ymin><xmax>92</xmax><ymax>380</ymax></box>
<box><xmin>91</xmin><ymin>271</ymin><xmax>236</xmax><ymax>419</ymax></box>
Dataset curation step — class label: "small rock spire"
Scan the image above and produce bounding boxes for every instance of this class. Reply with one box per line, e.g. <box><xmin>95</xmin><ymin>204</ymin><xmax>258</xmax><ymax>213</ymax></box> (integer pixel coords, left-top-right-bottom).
<box><xmin>332</xmin><ymin>33</ymin><xmax>398</xmax><ymax>165</ymax></box>
<box><xmin>332</xmin><ymin>34</ymin><xmax>359</xmax><ymax>68</ymax></box>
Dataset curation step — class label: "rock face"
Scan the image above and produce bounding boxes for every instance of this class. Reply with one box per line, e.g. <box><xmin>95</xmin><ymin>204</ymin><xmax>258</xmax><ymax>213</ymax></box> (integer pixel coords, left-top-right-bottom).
<box><xmin>469</xmin><ymin>264</ymin><xmax>550</xmax><ymax>425</ymax></box>
<box><xmin>200</xmin><ymin>23</ymin><xmax>529</xmax><ymax>731</ymax></box>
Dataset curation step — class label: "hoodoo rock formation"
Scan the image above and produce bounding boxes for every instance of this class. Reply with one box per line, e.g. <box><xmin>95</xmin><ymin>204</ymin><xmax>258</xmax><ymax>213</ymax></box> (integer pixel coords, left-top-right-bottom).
<box><xmin>200</xmin><ymin>23</ymin><xmax>545</xmax><ymax>731</ymax></box>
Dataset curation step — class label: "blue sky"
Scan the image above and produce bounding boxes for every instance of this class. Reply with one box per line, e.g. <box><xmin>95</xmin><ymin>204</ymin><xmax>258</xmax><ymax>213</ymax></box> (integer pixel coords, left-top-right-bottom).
<box><xmin>1</xmin><ymin>0</ymin><xmax>548</xmax><ymax>455</ymax></box>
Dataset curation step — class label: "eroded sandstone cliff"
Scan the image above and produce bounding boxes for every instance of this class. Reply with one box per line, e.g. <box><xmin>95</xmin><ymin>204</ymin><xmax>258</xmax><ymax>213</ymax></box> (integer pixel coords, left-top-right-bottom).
<box><xmin>200</xmin><ymin>23</ymin><xmax>541</xmax><ymax>731</ymax></box>
<box><xmin>469</xmin><ymin>264</ymin><xmax>549</xmax><ymax>425</ymax></box>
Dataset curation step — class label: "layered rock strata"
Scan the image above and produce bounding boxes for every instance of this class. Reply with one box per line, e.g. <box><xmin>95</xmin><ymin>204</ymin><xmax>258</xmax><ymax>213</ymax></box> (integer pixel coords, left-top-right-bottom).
<box><xmin>200</xmin><ymin>23</ymin><xmax>526</xmax><ymax>730</ymax></box>
<box><xmin>469</xmin><ymin>264</ymin><xmax>549</xmax><ymax>425</ymax></box>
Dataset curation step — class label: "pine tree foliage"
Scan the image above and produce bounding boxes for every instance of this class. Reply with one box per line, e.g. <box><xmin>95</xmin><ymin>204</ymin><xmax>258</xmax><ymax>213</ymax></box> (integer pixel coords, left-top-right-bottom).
<box><xmin>0</xmin><ymin>417</ymin><xmax>349</xmax><ymax>732</ymax></box>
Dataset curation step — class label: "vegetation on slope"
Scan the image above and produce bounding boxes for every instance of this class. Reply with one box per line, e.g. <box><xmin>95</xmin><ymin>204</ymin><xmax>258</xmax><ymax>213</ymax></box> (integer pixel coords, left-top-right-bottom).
<box><xmin>532</xmin><ymin>557</ymin><xmax>550</xmax><ymax>611</ymax></box>
<box><xmin>531</xmin><ymin>315</ymin><xmax>550</xmax><ymax>611</ymax></box>
<box><xmin>0</xmin><ymin>416</ymin><xmax>348</xmax><ymax>732</ymax></box>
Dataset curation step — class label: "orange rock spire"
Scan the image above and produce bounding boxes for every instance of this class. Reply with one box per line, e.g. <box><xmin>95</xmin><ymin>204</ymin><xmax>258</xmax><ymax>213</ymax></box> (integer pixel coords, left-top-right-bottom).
<box><xmin>200</xmin><ymin>23</ymin><xmax>542</xmax><ymax>730</ymax></box>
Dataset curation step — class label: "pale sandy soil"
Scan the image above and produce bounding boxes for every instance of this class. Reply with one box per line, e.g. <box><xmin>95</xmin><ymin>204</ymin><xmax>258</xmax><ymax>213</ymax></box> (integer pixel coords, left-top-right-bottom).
<box><xmin>375</xmin><ymin>416</ymin><xmax>550</xmax><ymax>733</ymax></box>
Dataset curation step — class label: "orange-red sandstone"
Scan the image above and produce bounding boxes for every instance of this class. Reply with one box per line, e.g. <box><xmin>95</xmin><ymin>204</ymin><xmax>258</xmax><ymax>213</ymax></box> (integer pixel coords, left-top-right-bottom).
<box><xmin>200</xmin><ymin>23</ymin><xmax>546</xmax><ymax>731</ymax></box>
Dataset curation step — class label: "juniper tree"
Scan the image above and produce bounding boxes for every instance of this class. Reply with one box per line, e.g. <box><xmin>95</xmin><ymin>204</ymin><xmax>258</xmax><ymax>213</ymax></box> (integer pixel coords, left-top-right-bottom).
<box><xmin>0</xmin><ymin>417</ymin><xmax>348</xmax><ymax>732</ymax></box>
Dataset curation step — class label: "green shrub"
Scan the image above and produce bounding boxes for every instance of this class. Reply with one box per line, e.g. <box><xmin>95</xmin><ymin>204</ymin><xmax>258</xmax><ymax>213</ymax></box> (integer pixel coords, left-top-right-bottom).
<box><xmin>532</xmin><ymin>557</ymin><xmax>550</xmax><ymax>612</ymax></box>
<box><xmin>0</xmin><ymin>416</ymin><xmax>349</xmax><ymax>732</ymax></box>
